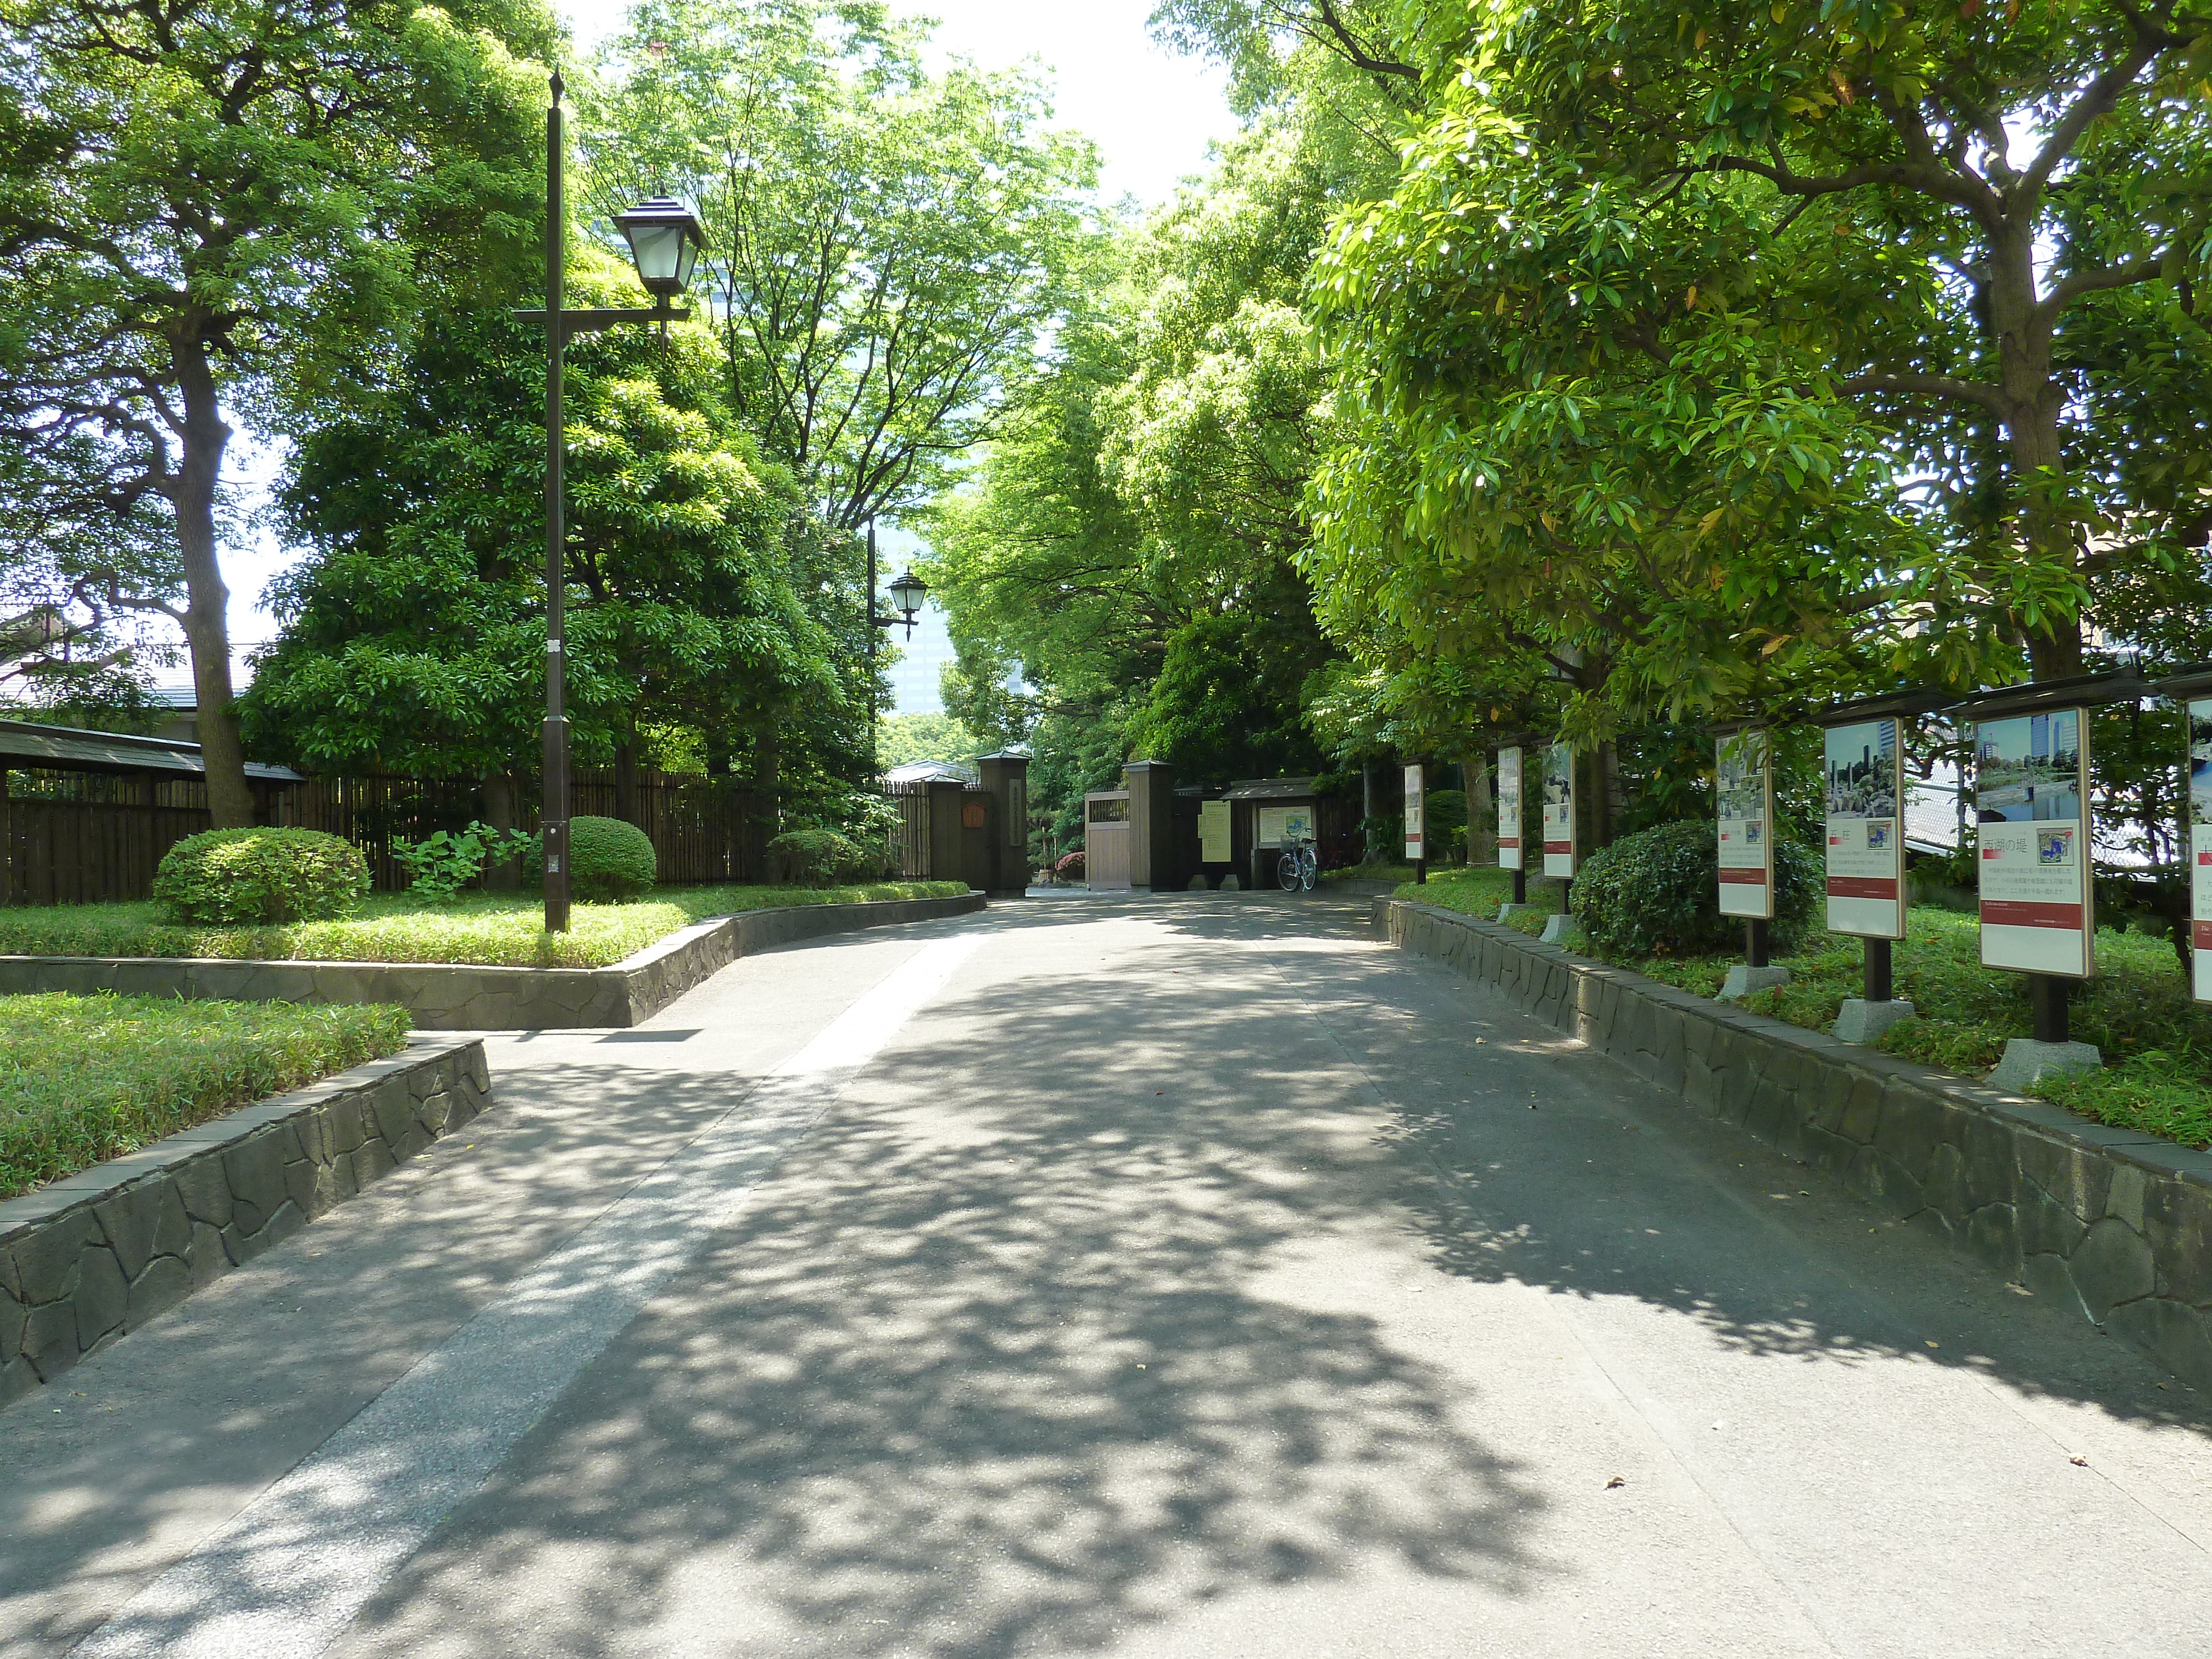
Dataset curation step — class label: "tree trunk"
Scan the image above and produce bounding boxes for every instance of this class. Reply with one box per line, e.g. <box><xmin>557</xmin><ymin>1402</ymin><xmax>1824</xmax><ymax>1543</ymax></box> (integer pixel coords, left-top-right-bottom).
<box><xmin>1991</xmin><ymin>228</ymin><xmax>2083</xmax><ymax>682</ymax></box>
<box><xmin>172</xmin><ymin>337</ymin><xmax>254</xmax><ymax>827</ymax></box>
<box><xmin>1362</xmin><ymin>762</ymin><xmax>1376</xmax><ymax>862</ymax></box>
<box><xmin>484</xmin><ymin>769</ymin><xmax>520</xmax><ymax>890</ymax></box>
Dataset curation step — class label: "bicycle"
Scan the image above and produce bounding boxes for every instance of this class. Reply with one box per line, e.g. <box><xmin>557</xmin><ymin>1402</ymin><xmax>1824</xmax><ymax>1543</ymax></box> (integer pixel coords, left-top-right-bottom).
<box><xmin>1276</xmin><ymin>834</ymin><xmax>1318</xmax><ymax>893</ymax></box>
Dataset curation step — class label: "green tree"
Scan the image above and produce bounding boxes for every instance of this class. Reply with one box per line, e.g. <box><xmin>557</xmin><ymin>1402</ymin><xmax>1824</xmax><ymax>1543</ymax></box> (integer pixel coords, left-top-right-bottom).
<box><xmin>244</xmin><ymin>276</ymin><xmax>834</xmax><ymax>826</ymax></box>
<box><xmin>0</xmin><ymin>0</ymin><xmax>552</xmax><ymax>823</ymax></box>
<box><xmin>1336</xmin><ymin>0</ymin><xmax>2212</xmax><ymax>682</ymax></box>
<box><xmin>581</xmin><ymin>0</ymin><xmax>1100</xmax><ymax>531</ymax></box>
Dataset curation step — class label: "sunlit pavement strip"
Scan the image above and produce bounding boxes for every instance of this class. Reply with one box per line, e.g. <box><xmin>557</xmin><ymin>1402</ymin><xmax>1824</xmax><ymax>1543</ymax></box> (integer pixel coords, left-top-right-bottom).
<box><xmin>70</xmin><ymin>935</ymin><xmax>985</xmax><ymax>1659</ymax></box>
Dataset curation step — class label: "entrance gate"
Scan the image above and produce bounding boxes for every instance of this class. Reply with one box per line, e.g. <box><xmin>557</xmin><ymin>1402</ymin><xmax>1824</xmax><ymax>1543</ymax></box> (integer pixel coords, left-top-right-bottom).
<box><xmin>1083</xmin><ymin>791</ymin><xmax>1131</xmax><ymax>890</ymax></box>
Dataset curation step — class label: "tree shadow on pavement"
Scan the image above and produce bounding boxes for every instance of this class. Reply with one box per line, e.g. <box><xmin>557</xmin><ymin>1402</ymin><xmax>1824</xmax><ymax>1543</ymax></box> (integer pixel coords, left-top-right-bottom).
<box><xmin>331</xmin><ymin>907</ymin><xmax>1557</xmax><ymax>1658</ymax></box>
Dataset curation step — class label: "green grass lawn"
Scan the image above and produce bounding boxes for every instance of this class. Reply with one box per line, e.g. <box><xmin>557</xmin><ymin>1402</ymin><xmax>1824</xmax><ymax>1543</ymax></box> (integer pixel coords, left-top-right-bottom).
<box><xmin>1</xmin><ymin>993</ymin><xmax>411</xmax><ymax>1198</ymax></box>
<box><xmin>0</xmin><ymin>881</ymin><xmax>972</xmax><ymax>971</ymax></box>
<box><xmin>1397</xmin><ymin>866</ymin><xmax>2212</xmax><ymax>1150</ymax></box>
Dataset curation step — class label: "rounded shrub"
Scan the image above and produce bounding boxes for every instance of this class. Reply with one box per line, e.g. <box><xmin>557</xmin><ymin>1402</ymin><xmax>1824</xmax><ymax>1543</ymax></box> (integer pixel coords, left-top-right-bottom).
<box><xmin>565</xmin><ymin>815</ymin><xmax>657</xmax><ymax>901</ymax></box>
<box><xmin>1573</xmin><ymin>817</ymin><xmax>1820</xmax><ymax>958</ymax></box>
<box><xmin>152</xmin><ymin>828</ymin><xmax>371</xmax><ymax>924</ymax></box>
<box><xmin>765</xmin><ymin>827</ymin><xmax>866</xmax><ymax>886</ymax></box>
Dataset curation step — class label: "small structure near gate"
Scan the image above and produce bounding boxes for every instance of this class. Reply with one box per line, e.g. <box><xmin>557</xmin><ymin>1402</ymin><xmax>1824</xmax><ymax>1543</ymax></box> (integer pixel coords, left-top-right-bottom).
<box><xmin>1082</xmin><ymin>761</ymin><xmax>1356</xmax><ymax>891</ymax></box>
<box><xmin>884</xmin><ymin>750</ymin><xmax>1029</xmax><ymax>895</ymax></box>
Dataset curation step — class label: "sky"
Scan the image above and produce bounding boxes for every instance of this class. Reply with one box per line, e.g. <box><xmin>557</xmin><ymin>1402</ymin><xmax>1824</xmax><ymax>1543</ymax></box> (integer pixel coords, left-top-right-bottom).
<box><xmin>204</xmin><ymin>2</ymin><xmax>1237</xmax><ymax>718</ymax></box>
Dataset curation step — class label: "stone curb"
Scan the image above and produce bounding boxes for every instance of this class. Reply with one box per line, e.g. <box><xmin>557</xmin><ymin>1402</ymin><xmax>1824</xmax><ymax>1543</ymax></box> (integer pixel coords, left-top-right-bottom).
<box><xmin>1375</xmin><ymin>897</ymin><xmax>2212</xmax><ymax>1391</ymax></box>
<box><xmin>0</xmin><ymin>892</ymin><xmax>988</xmax><ymax>1029</ymax></box>
<box><xmin>0</xmin><ymin>1034</ymin><xmax>492</xmax><ymax>1411</ymax></box>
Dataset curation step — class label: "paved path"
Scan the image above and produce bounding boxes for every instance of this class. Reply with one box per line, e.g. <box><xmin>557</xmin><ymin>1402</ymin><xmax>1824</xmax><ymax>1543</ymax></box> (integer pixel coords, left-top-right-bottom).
<box><xmin>4</xmin><ymin>894</ymin><xmax>2209</xmax><ymax>1657</ymax></box>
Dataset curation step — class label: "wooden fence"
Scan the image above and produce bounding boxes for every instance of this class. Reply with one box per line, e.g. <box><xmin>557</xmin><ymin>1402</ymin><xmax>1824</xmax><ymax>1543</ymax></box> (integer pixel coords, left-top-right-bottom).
<box><xmin>0</xmin><ymin>766</ymin><xmax>762</xmax><ymax>906</ymax></box>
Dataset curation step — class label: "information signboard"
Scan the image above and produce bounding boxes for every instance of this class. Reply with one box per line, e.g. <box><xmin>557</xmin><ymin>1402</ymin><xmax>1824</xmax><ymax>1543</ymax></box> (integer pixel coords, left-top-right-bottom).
<box><xmin>1824</xmin><ymin>717</ymin><xmax>1907</xmax><ymax>939</ymax></box>
<box><xmin>1716</xmin><ymin>729</ymin><xmax>1774</xmax><ymax>920</ymax></box>
<box><xmin>1542</xmin><ymin>744</ymin><xmax>1576</xmax><ymax>878</ymax></box>
<box><xmin>1975</xmin><ymin>708</ymin><xmax>2093</xmax><ymax>977</ymax></box>
<box><xmin>1198</xmin><ymin>799</ymin><xmax>1232</xmax><ymax>865</ymax></box>
<box><xmin>2191</xmin><ymin>700</ymin><xmax>2212</xmax><ymax>1003</ymax></box>
<box><xmin>1497</xmin><ymin>747</ymin><xmax>1524</xmax><ymax>871</ymax></box>
<box><xmin>1404</xmin><ymin>764</ymin><xmax>1425</xmax><ymax>862</ymax></box>
<box><xmin>1256</xmin><ymin>804</ymin><xmax>1313</xmax><ymax>848</ymax></box>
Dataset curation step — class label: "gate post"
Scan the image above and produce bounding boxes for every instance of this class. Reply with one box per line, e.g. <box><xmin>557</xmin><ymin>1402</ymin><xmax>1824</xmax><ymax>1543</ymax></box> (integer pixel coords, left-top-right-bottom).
<box><xmin>926</xmin><ymin>780</ymin><xmax>967</xmax><ymax>888</ymax></box>
<box><xmin>977</xmin><ymin>750</ymin><xmax>1030</xmax><ymax>895</ymax></box>
<box><xmin>1123</xmin><ymin>760</ymin><xmax>1177</xmax><ymax>891</ymax></box>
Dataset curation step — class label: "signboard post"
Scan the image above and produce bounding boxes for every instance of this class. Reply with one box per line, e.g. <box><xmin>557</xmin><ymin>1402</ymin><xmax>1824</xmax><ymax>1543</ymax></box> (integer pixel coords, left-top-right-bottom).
<box><xmin>1541</xmin><ymin>743</ymin><xmax>1575</xmax><ymax>887</ymax></box>
<box><xmin>2193</xmin><ymin>699</ymin><xmax>2212</xmax><ymax>1004</ymax></box>
<box><xmin>1497</xmin><ymin>745</ymin><xmax>1526</xmax><ymax>906</ymax></box>
<box><xmin>1973</xmin><ymin>707</ymin><xmax>2093</xmax><ymax>988</ymax></box>
<box><xmin>1404</xmin><ymin>763</ymin><xmax>1426</xmax><ymax>883</ymax></box>
<box><xmin>1821</xmin><ymin>709</ymin><xmax>1916</xmax><ymax>1042</ymax></box>
<box><xmin>1716</xmin><ymin>728</ymin><xmax>1775</xmax><ymax>938</ymax></box>
<box><xmin>1953</xmin><ymin>670</ymin><xmax>2150</xmax><ymax>1089</ymax></box>
<box><xmin>1712</xmin><ymin>725</ymin><xmax>1787</xmax><ymax>1000</ymax></box>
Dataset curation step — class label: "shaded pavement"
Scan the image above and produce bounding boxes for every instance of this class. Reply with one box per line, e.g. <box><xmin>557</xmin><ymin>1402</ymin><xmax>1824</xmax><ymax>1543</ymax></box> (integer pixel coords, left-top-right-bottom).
<box><xmin>3</xmin><ymin>893</ymin><xmax>2208</xmax><ymax>1657</ymax></box>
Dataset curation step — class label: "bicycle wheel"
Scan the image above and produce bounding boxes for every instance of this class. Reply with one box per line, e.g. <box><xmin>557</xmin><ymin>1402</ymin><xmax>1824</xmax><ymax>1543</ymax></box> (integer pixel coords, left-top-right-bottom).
<box><xmin>1300</xmin><ymin>848</ymin><xmax>1318</xmax><ymax>890</ymax></box>
<box><xmin>1277</xmin><ymin>850</ymin><xmax>1302</xmax><ymax>892</ymax></box>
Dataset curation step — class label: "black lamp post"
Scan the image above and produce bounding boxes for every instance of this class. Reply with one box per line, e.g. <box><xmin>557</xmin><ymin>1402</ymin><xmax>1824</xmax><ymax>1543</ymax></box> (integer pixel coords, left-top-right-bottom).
<box><xmin>863</xmin><ymin>520</ymin><xmax>928</xmax><ymax>775</ymax></box>
<box><xmin>518</xmin><ymin>73</ymin><xmax>708</xmax><ymax>932</ymax></box>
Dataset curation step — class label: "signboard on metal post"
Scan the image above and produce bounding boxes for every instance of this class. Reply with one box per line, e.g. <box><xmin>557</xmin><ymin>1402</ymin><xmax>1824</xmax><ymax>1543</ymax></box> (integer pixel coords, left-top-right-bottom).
<box><xmin>1497</xmin><ymin>747</ymin><xmax>1524</xmax><ymax>871</ymax></box>
<box><xmin>1404</xmin><ymin>764</ymin><xmax>1425</xmax><ymax>862</ymax></box>
<box><xmin>1715</xmin><ymin>728</ymin><xmax>1775</xmax><ymax>920</ymax></box>
<box><xmin>1824</xmin><ymin>717</ymin><xmax>1907</xmax><ymax>939</ymax></box>
<box><xmin>1542</xmin><ymin>743</ymin><xmax>1576</xmax><ymax>878</ymax></box>
<box><xmin>1974</xmin><ymin>707</ymin><xmax>2093</xmax><ymax>978</ymax></box>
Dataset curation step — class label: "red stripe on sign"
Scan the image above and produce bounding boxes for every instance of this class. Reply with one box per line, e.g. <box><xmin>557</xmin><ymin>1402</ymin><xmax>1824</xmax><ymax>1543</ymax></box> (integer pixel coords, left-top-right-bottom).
<box><xmin>1498</xmin><ymin>837</ymin><xmax>1520</xmax><ymax>849</ymax></box>
<box><xmin>1718</xmin><ymin>867</ymin><xmax>1767</xmax><ymax>884</ymax></box>
<box><xmin>1981</xmin><ymin>900</ymin><xmax>2084</xmax><ymax>930</ymax></box>
<box><xmin>2195</xmin><ymin>920</ymin><xmax>2212</xmax><ymax>950</ymax></box>
<box><xmin>1827</xmin><ymin>877</ymin><xmax>1898</xmax><ymax>899</ymax></box>
<box><xmin>1543</xmin><ymin>841</ymin><xmax>1571</xmax><ymax>855</ymax></box>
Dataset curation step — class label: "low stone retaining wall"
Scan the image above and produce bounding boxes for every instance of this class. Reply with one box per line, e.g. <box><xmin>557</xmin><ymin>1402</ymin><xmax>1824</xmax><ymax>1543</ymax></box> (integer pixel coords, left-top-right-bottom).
<box><xmin>0</xmin><ymin>891</ymin><xmax>987</xmax><ymax>1029</ymax></box>
<box><xmin>1378</xmin><ymin>898</ymin><xmax>2212</xmax><ymax>1391</ymax></box>
<box><xmin>1</xmin><ymin>1034</ymin><xmax>489</xmax><ymax>1409</ymax></box>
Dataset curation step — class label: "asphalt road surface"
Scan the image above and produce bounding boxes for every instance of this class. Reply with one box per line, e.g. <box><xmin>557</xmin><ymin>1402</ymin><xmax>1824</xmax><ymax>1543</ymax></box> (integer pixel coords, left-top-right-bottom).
<box><xmin>4</xmin><ymin>892</ymin><xmax>2209</xmax><ymax>1658</ymax></box>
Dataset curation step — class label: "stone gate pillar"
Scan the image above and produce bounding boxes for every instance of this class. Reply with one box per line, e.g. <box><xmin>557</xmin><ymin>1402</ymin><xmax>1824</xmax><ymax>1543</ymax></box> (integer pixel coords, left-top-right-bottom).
<box><xmin>977</xmin><ymin>751</ymin><xmax>1031</xmax><ymax>895</ymax></box>
<box><xmin>1123</xmin><ymin>760</ymin><xmax>1177</xmax><ymax>891</ymax></box>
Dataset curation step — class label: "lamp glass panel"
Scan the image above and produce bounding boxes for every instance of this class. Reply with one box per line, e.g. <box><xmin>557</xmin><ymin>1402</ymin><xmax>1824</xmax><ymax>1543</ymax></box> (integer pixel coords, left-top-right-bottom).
<box><xmin>675</xmin><ymin>235</ymin><xmax>701</xmax><ymax>290</ymax></box>
<box><xmin>889</xmin><ymin>572</ymin><xmax>926</xmax><ymax>620</ymax></box>
<box><xmin>626</xmin><ymin>222</ymin><xmax>685</xmax><ymax>286</ymax></box>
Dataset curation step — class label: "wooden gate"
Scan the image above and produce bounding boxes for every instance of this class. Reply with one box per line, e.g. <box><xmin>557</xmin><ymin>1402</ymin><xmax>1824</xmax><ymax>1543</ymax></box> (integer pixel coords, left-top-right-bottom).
<box><xmin>1084</xmin><ymin>791</ymin><xmax>1131</xmax><ymax>890</ymax></box>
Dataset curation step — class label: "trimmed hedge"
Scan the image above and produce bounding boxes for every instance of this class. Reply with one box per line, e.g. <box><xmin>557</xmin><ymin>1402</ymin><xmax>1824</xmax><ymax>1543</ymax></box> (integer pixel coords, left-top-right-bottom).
<box><xmin>766</xmin><ymin>828</ymin><xmax>868</xmax><ymax>886</ymax></box>
<box><xmin>151</xmin><ymin>828</ymin><xmax>369</xmax><ymax>924</ymax></box>
<box><xmin>568</xmin><ymin>816</ymin><xmax>657</xmax><ymax>901</ymax></box>
<box><xmin>1574</xmin><ymin>817</ymin><xmax>1819</xmax><ymax>957</ymax></box>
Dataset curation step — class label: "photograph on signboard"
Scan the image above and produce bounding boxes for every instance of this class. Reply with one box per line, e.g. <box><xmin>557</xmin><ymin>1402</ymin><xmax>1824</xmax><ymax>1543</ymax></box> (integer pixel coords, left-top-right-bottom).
<box><xmin>1715</xmin><ymin>729</ymin><xmax>1773</xmax><ymax>919</ymax></box>
<box><xmin>1823</xmin><ymin>718</ymin><xmax>1906</xmax><ymax>938</ymax></box>
<box><xmin>2192</xmin><ymin>702</ymin><xmax>2212</xmax><ymax>1001</ymax></box>
<box><xmin>1497</xmin><ymin>747</ymin><xmax>1524</xmax><ymax>870</ymax></box>
<box><xmin>1541</xmin><ymin>744</ymin><xmax>1575</xmax><ymax>878</ymax></box>
<box><xmin>1974</xmin><ymin>709</ymin><xmax>2091</xmax><ymax>977</ymax></box>
<box><xmin>1975</xmin><ymin>709</ymin><xmax>2083</xmax><ymax>822</ymax></box>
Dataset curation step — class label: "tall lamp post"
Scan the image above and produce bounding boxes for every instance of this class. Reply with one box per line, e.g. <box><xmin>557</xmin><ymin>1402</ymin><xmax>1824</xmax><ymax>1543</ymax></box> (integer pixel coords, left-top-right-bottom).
<box><xmin>863</xmin><ymin>516</ymin><xmax>928</xmax><ymax>774</ymax></box>
<box><xmin>518</xmin><ymin>72</ymin><xmax>708</xmax><ymax>931</ymax></box>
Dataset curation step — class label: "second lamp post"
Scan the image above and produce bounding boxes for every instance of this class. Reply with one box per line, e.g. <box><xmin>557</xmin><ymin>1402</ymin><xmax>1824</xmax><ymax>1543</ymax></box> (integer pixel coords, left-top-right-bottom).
<box><xmin>520</xmin><ymin>71</ymin><xmax>709</xmax><ymax>932</ymax></box>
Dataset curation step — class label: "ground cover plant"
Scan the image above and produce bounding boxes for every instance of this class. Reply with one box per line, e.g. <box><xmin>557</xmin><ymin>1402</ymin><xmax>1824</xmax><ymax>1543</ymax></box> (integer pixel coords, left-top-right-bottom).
<box><xmin>1395</xmin><ymin>868</ymin><xmax>2212</xmax><ymax>1150</ymax></box>
<box><xmin>0</xmin><ymin>993</ymin><xmax>410</xmax><ymax>1197</ymax></box>
<box><xmin>0</xmin><ymin>882</ymin><xmax>969</xmax><ymax>971</ymax></box>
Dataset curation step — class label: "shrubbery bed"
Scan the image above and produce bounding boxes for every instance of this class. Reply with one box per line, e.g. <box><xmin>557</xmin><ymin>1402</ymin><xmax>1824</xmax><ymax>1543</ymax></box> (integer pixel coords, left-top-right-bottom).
<box><xmin>0</xmin><ymin>881</ymin><xmax>971</xmax><ymax>971</ymax></box>
<box><xmin>0</xmin><ymin>993</ymin><xmax>411</xmax><ymax>1197</ymax></box>
<box><xmin>1395</xmin><ymin>863</ymin><xmax>2212</xmax><ymax>1150</ymax></box>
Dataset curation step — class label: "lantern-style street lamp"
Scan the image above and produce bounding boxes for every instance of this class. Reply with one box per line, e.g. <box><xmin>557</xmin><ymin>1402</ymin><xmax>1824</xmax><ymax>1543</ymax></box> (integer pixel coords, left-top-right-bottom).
<box><xmin>887</xmin><ymin>570</ymin><xmax>929</xmax><ymax>638</ymax></box>
<box><xmin>518</xmin><ymin>73</ymin><xmax>709</xmax><ymax>932</ymax></box>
